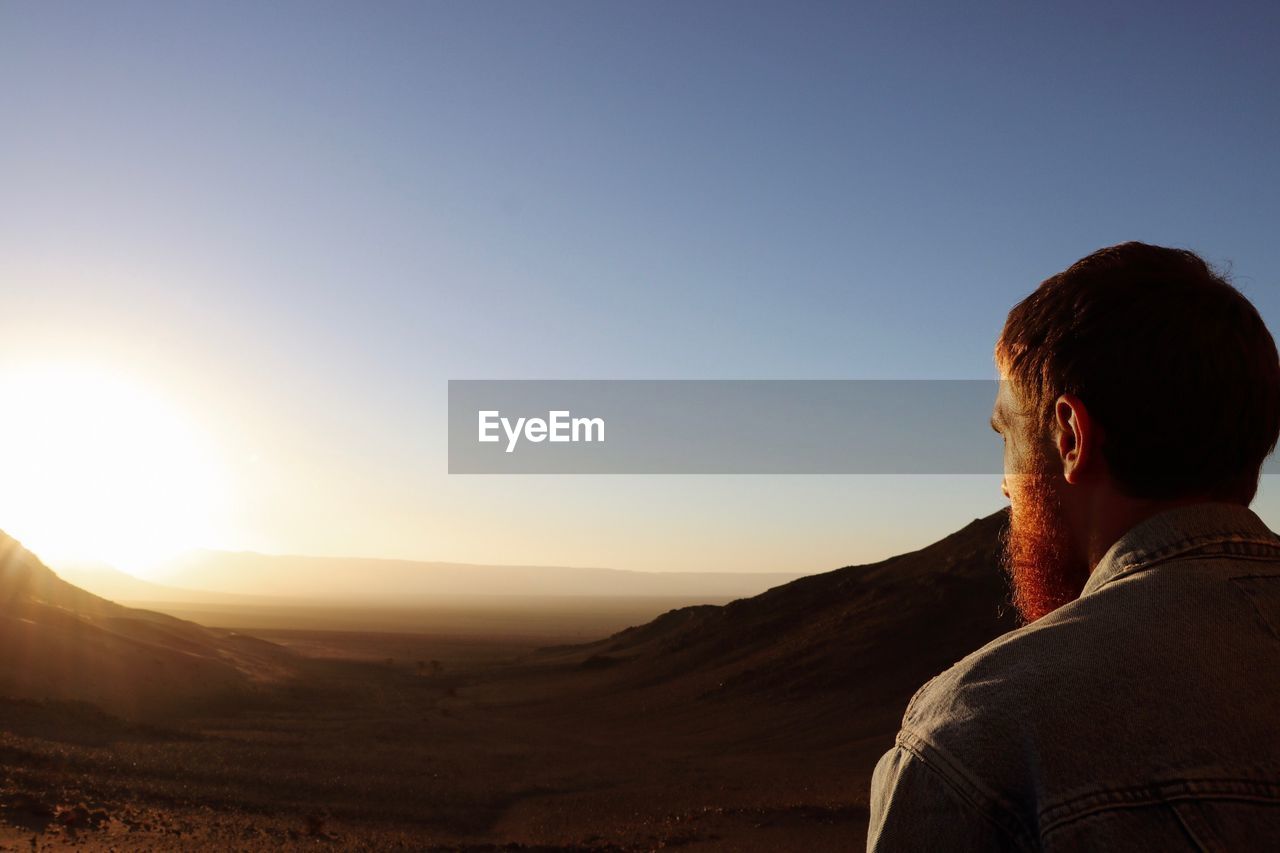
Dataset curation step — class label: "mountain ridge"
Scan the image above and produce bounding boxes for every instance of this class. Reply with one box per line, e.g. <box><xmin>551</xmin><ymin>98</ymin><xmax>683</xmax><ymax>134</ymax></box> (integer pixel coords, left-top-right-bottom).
<box><xmin>135</xmin><ymin>550</ymin><xmax>805</xmax><ymax>601</ymax></box>
<box><xmin>530</xmin><ymin>509</ymin><xmax>1019</xmax><ymax>745</ymax></box>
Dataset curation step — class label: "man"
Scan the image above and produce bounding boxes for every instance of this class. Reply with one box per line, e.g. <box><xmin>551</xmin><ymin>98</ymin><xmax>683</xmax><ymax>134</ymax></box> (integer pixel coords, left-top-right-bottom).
<box><xmin>868</xmin><ymin>242</ymin><xmax>1280</xmax><ymax>850</ymax></box>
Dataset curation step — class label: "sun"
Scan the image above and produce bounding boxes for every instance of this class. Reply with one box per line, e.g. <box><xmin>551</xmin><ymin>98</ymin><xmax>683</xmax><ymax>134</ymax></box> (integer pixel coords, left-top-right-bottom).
<box><xmin>0</xmin><ymin>362</ymin><xmax>228</xmax><ymax>577</ymax></box>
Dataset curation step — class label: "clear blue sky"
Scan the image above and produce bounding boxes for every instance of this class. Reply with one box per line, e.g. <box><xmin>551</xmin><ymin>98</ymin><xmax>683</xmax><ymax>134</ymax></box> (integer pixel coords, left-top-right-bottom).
<box><xmin>3</xmin><ymin>1</ymin><xmax>1279</xmax><ymax>574</ymax></box>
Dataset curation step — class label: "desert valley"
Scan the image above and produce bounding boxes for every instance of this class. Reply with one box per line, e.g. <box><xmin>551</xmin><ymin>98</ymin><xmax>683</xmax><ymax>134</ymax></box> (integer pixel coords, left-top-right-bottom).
<box><xmin>0</xmin><ymin>512</ymin><xmax>1016</xmax><ymax>851</ymax></box>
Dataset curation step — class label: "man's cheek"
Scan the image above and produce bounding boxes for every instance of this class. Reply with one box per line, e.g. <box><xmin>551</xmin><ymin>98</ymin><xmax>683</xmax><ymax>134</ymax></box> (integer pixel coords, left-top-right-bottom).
<box><xmin>1005</xmin><ymin>442</ymin><xmax>1028</xmax><ymax>480</ymax></box>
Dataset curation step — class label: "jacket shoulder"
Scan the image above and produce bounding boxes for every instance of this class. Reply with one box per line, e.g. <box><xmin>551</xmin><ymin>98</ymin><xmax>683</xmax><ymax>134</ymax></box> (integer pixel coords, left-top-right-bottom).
<box><xmin>901</xmin><ymin>602</ymin><xmax>1097</xmax><ymax>762</ymax></box>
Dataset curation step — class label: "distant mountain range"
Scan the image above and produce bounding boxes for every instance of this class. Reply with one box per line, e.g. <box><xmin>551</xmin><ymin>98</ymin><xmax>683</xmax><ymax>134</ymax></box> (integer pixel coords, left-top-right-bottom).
<box><xmin>65</xmin><ymin>551</ymin><xmax>806</xmax><ymax>604</ymax></box>
<box><xmin>47</xmin><ymin>560</ymin><xmax>268</xmax><ymax>605</ymax></box>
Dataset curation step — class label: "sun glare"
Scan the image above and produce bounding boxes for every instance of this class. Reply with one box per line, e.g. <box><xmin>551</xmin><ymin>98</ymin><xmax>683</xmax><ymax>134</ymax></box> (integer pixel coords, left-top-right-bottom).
<box><xmin>0</xmin><ymin>363</ymin><xmax>227</xmax><ymax>578</ymax></box>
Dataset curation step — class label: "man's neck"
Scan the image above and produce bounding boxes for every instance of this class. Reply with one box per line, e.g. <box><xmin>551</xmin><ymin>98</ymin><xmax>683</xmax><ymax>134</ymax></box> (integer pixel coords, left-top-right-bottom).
<box><xmin>1082</xmin><ymin>492</ymin><xmax>1228</xmax><ymax>573</ymax></box>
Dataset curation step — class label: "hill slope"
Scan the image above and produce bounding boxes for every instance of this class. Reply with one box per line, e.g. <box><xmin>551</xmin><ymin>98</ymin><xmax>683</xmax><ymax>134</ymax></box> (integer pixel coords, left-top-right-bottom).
<box><xmin>0</xmin><ymin>531</ymin><xmax>294</xmax><ymax>719</ymax></box>
<box><xmin>534</xmin><ymin>509</ymin><xmax>1019</xmax><ymax>743</ymax></box>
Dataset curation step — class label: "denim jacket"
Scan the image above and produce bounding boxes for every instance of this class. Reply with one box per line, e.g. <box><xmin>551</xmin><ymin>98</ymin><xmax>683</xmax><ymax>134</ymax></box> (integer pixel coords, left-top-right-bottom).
<box><xmin>868</xmin><ymin>502</ymin><xmax>1280</xmax><ymax>851</ymax></box>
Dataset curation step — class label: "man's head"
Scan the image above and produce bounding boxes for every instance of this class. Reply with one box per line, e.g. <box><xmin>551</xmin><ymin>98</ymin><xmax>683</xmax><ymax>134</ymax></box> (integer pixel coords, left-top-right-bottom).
<box><xmin>992</xmin><ymin>242</ymin><xmax>1280</xmax><ymax>622</ymax></box>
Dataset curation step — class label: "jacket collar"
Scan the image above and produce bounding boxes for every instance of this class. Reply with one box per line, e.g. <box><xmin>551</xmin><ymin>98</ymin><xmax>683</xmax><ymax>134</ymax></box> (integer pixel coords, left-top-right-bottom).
<box><xmin>1082</xmin><ymin>501</ymin><xmax>1280</xmax><ymax>597</ymax></box>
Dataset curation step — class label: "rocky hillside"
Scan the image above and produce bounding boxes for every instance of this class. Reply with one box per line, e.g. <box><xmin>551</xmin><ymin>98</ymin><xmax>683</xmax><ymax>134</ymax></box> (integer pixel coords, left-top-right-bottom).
<box><xmin>0</xmin><ymin>531</ymin><xmax>294</xmax><ymax>719</ymax></box>
<box><xmin>537</xmin><ymin>510</ymin><xmax>1019</xmax><ymax>741</ymax></box>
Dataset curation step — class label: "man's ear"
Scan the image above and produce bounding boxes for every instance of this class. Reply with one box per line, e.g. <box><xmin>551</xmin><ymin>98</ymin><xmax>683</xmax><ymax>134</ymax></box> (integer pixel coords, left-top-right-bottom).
<box><xmin>1053</xmin><ymin>394</ymin><xmax>1096</xmax><ymax>484</ymax></box>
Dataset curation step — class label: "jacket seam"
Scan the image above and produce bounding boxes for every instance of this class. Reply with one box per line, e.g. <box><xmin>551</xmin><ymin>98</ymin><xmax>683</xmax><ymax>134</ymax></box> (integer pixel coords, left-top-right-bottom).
<box><xmin>1091</xmin><ymin>537</ymin><xmax>1280</xmax><ymax>593</ymax></box>
<box><xmin>1230</xmin><ymin>576</ymin><xmax>1280</xmax><ymax>642</ymax></box>
<box><xmin>1042</xmin><ymin>790</ymin><xmax>1280</xmax><ymax>838</ymax></box>
<box><xmin>1042</xmin><ymin>776</ymin><xmax>1280</xmax><ymax>817</ymax></box>
<box><xmin>896</xmin><ymin>728</ymin><xmax>1035</xmax><ymax>849</ymax></box>
<box><xmin>1168</xmin><ymin>803</ymin><xmax>1214</xmax><ymax>853</ymax></box>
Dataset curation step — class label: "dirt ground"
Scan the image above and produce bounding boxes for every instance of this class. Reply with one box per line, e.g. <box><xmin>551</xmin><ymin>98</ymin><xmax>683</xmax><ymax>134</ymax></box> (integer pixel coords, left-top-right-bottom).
<box><xmin>0</xmin><ymin>627</ymin><xmax>880</xmax><ymax>851</ymax></box>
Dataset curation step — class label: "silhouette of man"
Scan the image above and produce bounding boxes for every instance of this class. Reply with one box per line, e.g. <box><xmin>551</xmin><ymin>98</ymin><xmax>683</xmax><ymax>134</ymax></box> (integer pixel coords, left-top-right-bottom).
<box><xmin>868</xmin><ymin>242</ymin><xmax>1280</xmax><ymax>849</ymax></box>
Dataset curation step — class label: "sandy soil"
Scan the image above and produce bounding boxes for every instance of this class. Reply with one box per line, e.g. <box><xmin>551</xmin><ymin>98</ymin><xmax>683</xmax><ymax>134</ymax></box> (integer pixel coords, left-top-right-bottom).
<box><xmin>0</xmin><ymin>628</ymin><xmax>878</xmax><ymax>851</ymax></box>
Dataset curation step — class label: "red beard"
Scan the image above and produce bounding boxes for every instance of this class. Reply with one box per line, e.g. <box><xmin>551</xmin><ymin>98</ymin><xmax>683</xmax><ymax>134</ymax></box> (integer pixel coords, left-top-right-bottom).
<box><xmin>1002</xmin><ymin>469</ymin><xmax>1090</xmax><ymax>623</ymax></box>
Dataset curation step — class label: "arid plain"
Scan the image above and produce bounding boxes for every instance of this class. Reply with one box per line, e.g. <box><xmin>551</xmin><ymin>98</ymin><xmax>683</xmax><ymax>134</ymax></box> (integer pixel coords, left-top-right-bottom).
<box><xmin>0</xmin><ymin>513</ymin><xmax>1015</xmax><ymax>850</ymax></box>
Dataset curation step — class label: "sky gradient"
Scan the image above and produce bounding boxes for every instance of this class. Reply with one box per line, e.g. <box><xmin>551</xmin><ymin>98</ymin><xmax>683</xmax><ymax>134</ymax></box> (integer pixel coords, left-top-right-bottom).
<box><xmin>3</xmin><ymin>1</ymin><xmax>1279</xmax><ymax>576</ymax></box>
